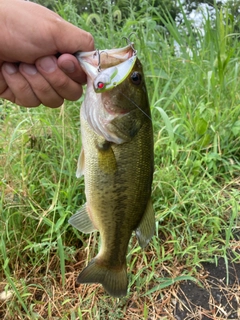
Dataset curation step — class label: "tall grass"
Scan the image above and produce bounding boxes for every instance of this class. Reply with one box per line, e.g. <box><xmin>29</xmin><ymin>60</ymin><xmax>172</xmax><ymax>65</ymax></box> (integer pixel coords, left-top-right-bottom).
<box><xmin>0</xmin><ymin>1</ymin><xmax>239</xmax><ymax>319</ymax></box>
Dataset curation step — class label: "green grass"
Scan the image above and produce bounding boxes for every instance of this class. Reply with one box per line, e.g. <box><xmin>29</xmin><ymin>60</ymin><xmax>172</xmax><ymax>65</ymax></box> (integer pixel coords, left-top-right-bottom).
<box><xmin>1</xmin><ymin>1</ymin><xmax>240</xmax><ymax>319</ymax></box>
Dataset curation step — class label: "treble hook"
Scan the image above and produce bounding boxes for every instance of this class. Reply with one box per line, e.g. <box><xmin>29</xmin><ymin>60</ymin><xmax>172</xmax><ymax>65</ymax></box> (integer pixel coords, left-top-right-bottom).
<box><xmin>93</xmin><ymin>49</ymin><xmax>108</xmax><ymax>72</ymax></box>
<box><xmin>122</xmin><ymin>33</ymin><xmax>137</xmax><ymax>56</ymax></box>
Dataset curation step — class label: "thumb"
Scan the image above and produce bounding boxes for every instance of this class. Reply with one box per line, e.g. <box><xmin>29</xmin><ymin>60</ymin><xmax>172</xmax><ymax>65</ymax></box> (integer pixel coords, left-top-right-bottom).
<box><xmin>52</xmin><ymin>19</ymin><xmax>94</xmax><ymax>54</ymax></box>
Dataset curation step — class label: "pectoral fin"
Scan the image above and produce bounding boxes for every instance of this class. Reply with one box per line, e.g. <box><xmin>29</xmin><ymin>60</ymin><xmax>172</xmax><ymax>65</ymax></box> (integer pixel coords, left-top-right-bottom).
<box><xmin>76</xmin><ymin>148</ymin><xmax>85</xmax><ymax>178</ymax></box>
<box><xmin>135</xmin><ymin>198</ymin><xmax>155</xmax><ymax>248</ymax></box>
<box><xmin>68</xmin><ymin>203</ymin><xmax>97</xmax><ymax>234</ymax></box>
<box><xmin>96</xmin><ymin>140</ymin><xmax>117</xmax><ymax>174</ymax></box>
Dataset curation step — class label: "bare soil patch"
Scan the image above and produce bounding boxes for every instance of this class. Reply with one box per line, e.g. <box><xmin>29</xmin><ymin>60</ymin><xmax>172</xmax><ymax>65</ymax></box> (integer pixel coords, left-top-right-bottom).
<box><xmin>174</xmin><ymin>233</ymin><xmax>240</xmax><ymax>320</ymax></box>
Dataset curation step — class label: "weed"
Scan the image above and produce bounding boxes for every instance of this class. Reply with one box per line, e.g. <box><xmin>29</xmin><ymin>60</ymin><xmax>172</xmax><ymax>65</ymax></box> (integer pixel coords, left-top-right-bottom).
<box><xmin>0</xmin><ymin>1</ymin><xmax>239</xmax><ymax>319</ymax></box>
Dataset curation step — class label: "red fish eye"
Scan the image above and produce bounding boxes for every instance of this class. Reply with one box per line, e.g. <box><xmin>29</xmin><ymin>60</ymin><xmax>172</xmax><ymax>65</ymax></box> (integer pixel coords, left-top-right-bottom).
<box><xmin>97</xmin><ymin>82</ymin><xmax>105</xmax><ymax>89</ymax></box>
<box><xmin>131</xmin><ymin>72</ymin><xmax>142</xmax><ymax>85</ymax></box>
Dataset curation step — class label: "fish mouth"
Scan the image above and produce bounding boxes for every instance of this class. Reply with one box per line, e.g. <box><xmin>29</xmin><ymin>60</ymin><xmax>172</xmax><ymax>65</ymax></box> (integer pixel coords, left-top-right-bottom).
<box><xmin>75</xmin><ymin>44</ymin><xmax>135</xmax><ymax>69</ymax></box>
<box><xmin>75</xmin><ymin>45</ymin><xmax>137</xmax><ymax>93</ymax></box>
<box><xmin>75</xmin><ymin>44</ymin><xmax>137</xmax><ymax>82</ymax></box>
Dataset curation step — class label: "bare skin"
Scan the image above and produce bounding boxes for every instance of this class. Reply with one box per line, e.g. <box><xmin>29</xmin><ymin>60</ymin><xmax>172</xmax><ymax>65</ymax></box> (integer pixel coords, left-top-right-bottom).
<box><xmin>0</xmin><ymin>0</ymin><xmax>94</xmax><ymax>107</ymax></box>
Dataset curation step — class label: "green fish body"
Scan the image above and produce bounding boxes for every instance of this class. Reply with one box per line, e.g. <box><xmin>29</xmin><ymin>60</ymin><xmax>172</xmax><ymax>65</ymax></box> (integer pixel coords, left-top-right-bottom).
<box><xmin>69</xmin><ymin>45</ymin><xmax>155</xmax><ymax>297</ymax></box>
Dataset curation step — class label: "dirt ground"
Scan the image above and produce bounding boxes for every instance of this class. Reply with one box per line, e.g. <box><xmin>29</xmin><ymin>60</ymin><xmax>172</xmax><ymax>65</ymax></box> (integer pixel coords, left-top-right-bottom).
<box><xmin>0</xmin><ymin>233</ymin><xmax>239</xmax><ymax>320</ymax></box>
<box><xmin>174</xmin><ymin>232</ymin><xmax>240</xmax><ymax>320</ymax></box>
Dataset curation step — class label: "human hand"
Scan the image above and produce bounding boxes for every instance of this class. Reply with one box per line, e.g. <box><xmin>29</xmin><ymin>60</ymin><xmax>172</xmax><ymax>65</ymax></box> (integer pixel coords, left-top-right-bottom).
<box><xmin>0</xmin><ymin>0</ymin><xmax>94</xmax><ymax>107</ymax></box>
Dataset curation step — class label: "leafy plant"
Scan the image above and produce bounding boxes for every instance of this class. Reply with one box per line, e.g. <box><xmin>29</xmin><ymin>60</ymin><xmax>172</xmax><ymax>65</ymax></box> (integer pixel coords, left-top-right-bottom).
<box><xmin>0</xmin><ymin>1</ymin><xmax>239</xmax><ymax>319</ymax></box>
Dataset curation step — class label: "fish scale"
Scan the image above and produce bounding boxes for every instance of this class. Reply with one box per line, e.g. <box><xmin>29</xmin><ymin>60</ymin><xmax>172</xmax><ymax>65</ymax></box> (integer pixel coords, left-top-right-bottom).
<box><xmin>69</xmin><ymin>44</ymin><xmax>155</xmax><ymax>297</ymax></box>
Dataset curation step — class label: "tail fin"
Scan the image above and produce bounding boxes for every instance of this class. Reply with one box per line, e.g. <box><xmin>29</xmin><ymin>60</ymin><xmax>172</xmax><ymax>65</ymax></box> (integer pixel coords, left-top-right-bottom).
<box><xmin>77</xmin><ymin>258</ymin><xmax>128</xmax><ymax>298</ymax></box>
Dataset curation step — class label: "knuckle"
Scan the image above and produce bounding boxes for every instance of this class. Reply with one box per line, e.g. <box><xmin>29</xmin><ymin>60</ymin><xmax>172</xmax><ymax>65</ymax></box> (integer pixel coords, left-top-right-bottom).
<box><xmin>9</xmin><ymin>75</ymin><xmax>33</xmax><ymax>96</ymax></box>
<box><xmin>30</xmin><ymin>82</ymin><xmax>64</xmax><ymax>107</ymax></box>
<box><xmin>37</xmin><ymin>82</ymin><xmax>53</xmax><ymax>95</ymax></box>
<box><xmin>54</xmin><ymin>76</ymin><xmax>69</xmax><ymax>90</ymax></box>
<box><xmin>14</xmin><ymin>84</ymin><xmax>41</xmax><ymax>107</ymax></box>
<box><xmin>17</xmin><ymin>81</ymin><xmax>32</xmax><ymax>94</ymax></box>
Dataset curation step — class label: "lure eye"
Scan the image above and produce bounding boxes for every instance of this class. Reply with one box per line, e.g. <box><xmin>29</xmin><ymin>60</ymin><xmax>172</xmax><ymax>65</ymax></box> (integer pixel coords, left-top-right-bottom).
<box><xmin>97</xmin><ymin>82</ymin><xmax>105</xmax><ymax>89</ymax></box>
<box><xmin>131</xmin><ymin>72</ymin><xmax>142</xmax><ymax>85</ymax></box>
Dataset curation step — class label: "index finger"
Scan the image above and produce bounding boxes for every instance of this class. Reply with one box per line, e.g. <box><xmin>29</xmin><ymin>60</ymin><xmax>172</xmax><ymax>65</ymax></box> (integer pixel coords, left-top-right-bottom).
<box><xmin>57</xmin><ymin>54</ymin><xmax>87</xmax><ymax>84</ymax></box>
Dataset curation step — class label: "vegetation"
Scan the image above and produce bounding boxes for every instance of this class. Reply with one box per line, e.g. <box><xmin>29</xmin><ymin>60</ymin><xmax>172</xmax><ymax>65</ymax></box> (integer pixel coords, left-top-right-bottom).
<box><xmin>0</xmin><ymin>1</ymin><xmax>239</xmax><ymax>319</ymax></box>
<box><xmin>32</xmin><ymin>0</ymin><xmax>240</xmax><ymax>31</ymax></box>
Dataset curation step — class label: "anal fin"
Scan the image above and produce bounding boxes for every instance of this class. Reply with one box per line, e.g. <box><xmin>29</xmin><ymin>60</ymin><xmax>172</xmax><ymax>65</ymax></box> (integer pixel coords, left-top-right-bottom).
<box><xmin>135</xmin><ymin>198</ymin><xmax>155</xmax><ymax>248</ymax></box>
<box><xmin>68</xmin><ymin>203</ymin><xmax>96</xmax><ymax>234</ymax></box>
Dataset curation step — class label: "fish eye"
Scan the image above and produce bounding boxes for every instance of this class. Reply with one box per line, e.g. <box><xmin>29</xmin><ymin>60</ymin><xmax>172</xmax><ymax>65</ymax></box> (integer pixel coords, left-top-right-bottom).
<box><xmin>131</xmin><ymin>72</ymin><xmax>142</xmax><ymax>85</ymax></box>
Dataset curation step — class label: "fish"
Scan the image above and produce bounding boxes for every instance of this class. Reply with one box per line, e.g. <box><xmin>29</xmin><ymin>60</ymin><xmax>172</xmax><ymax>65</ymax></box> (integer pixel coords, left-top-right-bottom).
<box><xmin>69</xmin><ymin>44</ymin><xmax>155</xmax><ymax>298</ymax></box>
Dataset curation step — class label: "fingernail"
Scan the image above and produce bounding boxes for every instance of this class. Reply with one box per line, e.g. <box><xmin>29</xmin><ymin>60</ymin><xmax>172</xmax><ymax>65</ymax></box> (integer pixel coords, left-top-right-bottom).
<box><xmin>38</xmin><ymin>56</ymin><xmax>57</xmax><ymax>73</ymax></box>
<box><xmin>22</xmin><ymin>63</ymin><xmax>37</xmax><ymax>75</ymax></box>
<box><xmin>60</xmin><ymin>60</ymin><xmax>75</xmax><ymax>74</ymax></box>
<box><xmin>3</xmin><ymin>63</ymin><xmax>17</xmax><ymax>75</ymax></box>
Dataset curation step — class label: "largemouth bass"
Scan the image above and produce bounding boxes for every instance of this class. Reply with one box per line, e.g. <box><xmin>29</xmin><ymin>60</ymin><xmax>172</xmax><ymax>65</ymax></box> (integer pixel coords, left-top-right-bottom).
<box><xmin>69</xmin><ymin>44</ymin><xmax>154</xmax><ymax>297</ymax></box>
